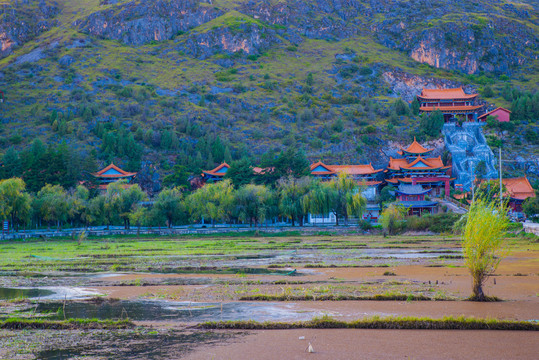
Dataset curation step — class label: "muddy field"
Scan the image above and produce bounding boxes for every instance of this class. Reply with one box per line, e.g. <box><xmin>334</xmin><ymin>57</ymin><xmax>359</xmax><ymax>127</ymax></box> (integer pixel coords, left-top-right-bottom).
<box><xmin>0</xmin><ymin>232</ymin><xmax>537</xmax><ymax>359</ymax></box>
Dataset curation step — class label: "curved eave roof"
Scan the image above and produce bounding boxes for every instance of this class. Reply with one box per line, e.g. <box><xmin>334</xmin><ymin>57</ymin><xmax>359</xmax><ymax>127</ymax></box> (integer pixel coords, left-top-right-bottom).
<box><xmin>419</xmin><ymin>105</ymin><xmax>483</xmax><ymax>112</ymax></box>
<box><xmin>202</xmin><ymin>163</ymin><xmax>230</xmax><ymax>177</ymax></box>
<box><xmin>92</xmin><ymin>163</ymin><xmax>137</xmax><ymax>177</ymax></box>
<box><xmin>94</xmin><ymin>174</ymin><xmax>136</xmax><ymax>178</ymax></box>
<box><xmin>397</xmin><ymin>201</ymin><xmax>438</xmax><ymax>208</ymax></box>
<box><xmin>399</xmin><ymin>138</ymin><xmax>433</xmax><ymax>155</ymax></box>
<box><xmin>396</xmin><ymin>189</ymin><xmax>431</xmax><ymax>196</ymax></box>
<box><xmin>418</xmin><ymin>88</ymin><xmax>477</xmax><ymax>100</ymax></box>
<box><xmin>386</xmin><ymin>177</ymin><xmax>456</xmax><ymax>184</ymax></box>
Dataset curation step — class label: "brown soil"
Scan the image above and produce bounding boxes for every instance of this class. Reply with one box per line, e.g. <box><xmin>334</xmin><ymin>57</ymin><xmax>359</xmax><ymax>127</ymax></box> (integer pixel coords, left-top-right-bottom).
<box><xmin>90</xmin><ymin>250</ymin><xmax>539</xmax><ymax>321</ymax></box>
<box><xmin>183</xmin><ymin>329</ymin><xmax>539</xmax><ymax>360</ymax></box>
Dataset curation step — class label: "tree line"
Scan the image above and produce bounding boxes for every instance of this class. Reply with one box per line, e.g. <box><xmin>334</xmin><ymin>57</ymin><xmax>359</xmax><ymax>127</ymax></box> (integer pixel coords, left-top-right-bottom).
<box><xmin>0</xmin><ymin>171</ymin><xmax>367</xmax><ymax>232</ymax></box>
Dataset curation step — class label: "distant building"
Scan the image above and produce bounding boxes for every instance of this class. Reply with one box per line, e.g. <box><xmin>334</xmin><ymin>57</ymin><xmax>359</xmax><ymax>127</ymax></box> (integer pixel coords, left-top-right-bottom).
<box><xmin>395</xmin><ymin>184</ymin><xmax>438</xmax><ymax>216</ymax></box>
<box><xmin>481</xmin><ymin>176</ymin><xmax>536</xmax><ymax>214</ymax></box>
<box><xmin>309</xmin><ymin>161</ymin><xmax>384</xmax><ymax>224</ymax></box>
<box><xmin>417</xmin><ymin>87</ymin><xmax>483</xmax><ymax>122</ymax></box>
<box><xmin>386</xmin><ymin>138</ymin><xmax>453</xmax><ymax>197</ymax></box>
<box><xmin>201</xmin><ymin>163</ymin><xmax>230</xmax><ymax>183</ymax></box>
<box><xmin>478</xmin><ymin>107</ymin><xmax>511</xmax><ymax>122</ymax></box>
<box><xmin>92</xmin><ymin>163</ymin><xmax>137</xmax><ymax>190</ymax></box>
<box><xmin>309</xmin><ymin>161</ymin><xmax>384</xmax><ymax>195</ymax></box>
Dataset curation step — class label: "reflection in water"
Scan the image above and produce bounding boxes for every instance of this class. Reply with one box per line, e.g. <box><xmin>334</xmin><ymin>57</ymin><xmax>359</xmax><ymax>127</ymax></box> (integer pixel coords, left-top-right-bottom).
<box><xmin>37</xmin><ymin>299</ymin><xmax>313</xmax><ymax>322</ymax></box>
<box><xmin>0</xmin><ymin>287</ymin><xmax>54</xmax><ymax>300</ymax></box>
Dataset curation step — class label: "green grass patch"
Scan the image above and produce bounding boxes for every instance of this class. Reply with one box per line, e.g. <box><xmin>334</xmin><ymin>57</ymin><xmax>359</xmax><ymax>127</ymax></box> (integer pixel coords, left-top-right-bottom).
<box><xmin>199</xmin><ymin>315</ymin><xmax>539</xmax><ymax>331</ymax></box>
<box><xmin>238</xmin><ymin>293</ymin><xmax>434</xmax><ymax>301</ymax></box>
<box><xmin>0</xmin><ymin>318</ymin><xmax>133</xmax><ymax>330</ymax></box>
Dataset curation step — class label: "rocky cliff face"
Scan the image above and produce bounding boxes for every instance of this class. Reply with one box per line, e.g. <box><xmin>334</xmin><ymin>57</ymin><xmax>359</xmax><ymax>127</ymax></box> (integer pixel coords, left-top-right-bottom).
<box><xmin>241</xmin><ymin>0</ymin><xmax>538</xmax><ymax>75</ymax></box>
<box><xmin>178</xmin><ymin>21</ymin><xmax>281</xmax><ymax>59</ymax></box>
<box><xmin>398</xmin><ymin>16</ymin><xmax>537</xmax><ymax>75</ymax></box>
<box><xmin>0</xmin><ymin>0</ymin><xmax>58</xmax><ymax>58</ymax></box>
<box><xmin>72</xmin><ymin>0</ymin><xmax>538</xmax><ymax>74</ymax></box>
<box><xmin>77</xmin><ymin>0</ymin><xmax>222</xmax><ymax>45</ymax></box>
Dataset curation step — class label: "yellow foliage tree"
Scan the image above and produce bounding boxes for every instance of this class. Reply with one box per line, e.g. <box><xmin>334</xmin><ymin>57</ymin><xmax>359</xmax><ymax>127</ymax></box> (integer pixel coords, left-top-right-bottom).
<box><xmin>380</xmin><ymin>204</ymin><xmax>406</xmax><ymax>235</ymax></box>
<box><xmin>462</xmin><ymin>199</ymin><xmax>509</xmax><ymax>301</ymax></box>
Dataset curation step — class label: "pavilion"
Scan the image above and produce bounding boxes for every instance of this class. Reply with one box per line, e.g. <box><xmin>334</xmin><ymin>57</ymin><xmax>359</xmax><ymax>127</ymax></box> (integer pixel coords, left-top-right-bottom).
<box><xmin>386</xmin><ymin>138</ymin><xmax>453</xmax><ymax>197</ymax></box>
<box><xmin>395</xmin><ymin>184</ymin><xmax>438</xmax><ymax>216</ymax></box>
<box><xmin>417</xmin><ymin>87</ymin><xmax>483</xmax><ymax>122</ymax></box>
<box><xmin>92</xmin><ymin>163</ymin><xmax>137</xmax><ymax>190</ymax></box>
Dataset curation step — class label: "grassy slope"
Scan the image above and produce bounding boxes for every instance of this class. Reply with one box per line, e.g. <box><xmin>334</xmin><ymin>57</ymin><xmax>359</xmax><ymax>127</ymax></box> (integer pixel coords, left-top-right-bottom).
<box><xmin>0</xmin><ymin>0</ymin><xmax>536</xmax><ymax>171</ymax></box>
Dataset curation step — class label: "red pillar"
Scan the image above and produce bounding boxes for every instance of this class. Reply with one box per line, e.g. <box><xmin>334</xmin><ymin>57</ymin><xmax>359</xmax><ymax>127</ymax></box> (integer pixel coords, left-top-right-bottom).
<box><xmin>445</xmin><ymin>179</ymin><xmax>450</xmax><ymax>198</ymax></box>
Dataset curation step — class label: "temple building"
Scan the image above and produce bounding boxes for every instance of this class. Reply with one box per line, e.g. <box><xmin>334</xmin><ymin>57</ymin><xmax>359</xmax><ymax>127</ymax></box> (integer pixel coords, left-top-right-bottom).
<box><xmin>201</xmin><ymin>163</ymin><xmax>230</xmax><ymax>183</ymax></box>
<box><xmin>395</xmin><ymin>184</ymin><xmax>438</xmax><ymax>216</ymax></box>
<box><xmin>309</xmin><ymin>161</ymin><xmax>384</xmax><ymax>223</ymax></box>
<box><xmin>502</xmin><ymin>177</ymin><xmax>536</xmax><ymax>213</ymax></box>
<box><xmin>417</xmin><ymin>87</ymin><xmax>483</xmax><ymax>122</ymax></box>
<box><xmin>310</xmin><ymin>161</ymin><xmax>384</xmax><ymax>185</ymax></box>
<box><xmin>478</xmin><ymin>107</ymin><xmax>511</xmax><ymax>122</ymax></box>
<box><xmin>480</xmin><ymin>176</ymin><xmax>536</xmax><ymax>214</ymax></box>
<box><xmin>92</xmin><ymin>163</ymin><xmax>137</xmax><ymax>190</ymax></box>
<box><xmin>386</xmin><ymin>138</ymin><xmax>453</xmax><ymax>197</ymax></box>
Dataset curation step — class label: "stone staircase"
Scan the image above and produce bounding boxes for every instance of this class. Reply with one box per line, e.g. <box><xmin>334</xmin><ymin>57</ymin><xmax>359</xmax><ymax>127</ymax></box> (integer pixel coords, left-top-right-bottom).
<box><xmin>443</xmin><ymin>122</ymin><xmax>498</xmax><ymax>191</ymax></box>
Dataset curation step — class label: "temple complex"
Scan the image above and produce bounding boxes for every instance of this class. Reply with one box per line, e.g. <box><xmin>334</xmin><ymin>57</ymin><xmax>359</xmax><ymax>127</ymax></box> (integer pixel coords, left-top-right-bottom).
<box><xmin>386</xmin><ymin>138</ymin><xmax>453</xmax><ymax>197</ymax></box>
<box><xmin>417</xmin><ymin>87</ymin><xmax>483</xmax><ymax>122</ymax></box>
<box><xmin>92</xmin><ymin>163</ymin><xmax>137</xmax><ymax>190</ymax></box>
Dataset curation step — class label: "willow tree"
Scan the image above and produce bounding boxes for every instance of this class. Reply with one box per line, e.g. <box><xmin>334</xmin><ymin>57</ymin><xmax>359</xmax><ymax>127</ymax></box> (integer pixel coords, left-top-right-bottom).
<box><xmin>462</xmin><ymin>199</ymin><xmax>510</xmax><ymax>301</ymax></box>
<box><xmin>233</xmin><ymin>184</ymin><xmax>274</xmax><ymax>227</ymax></box>
<box><xmin>153</xmin><ymin>187</ymin><xmax>187</xmax><ymax>228</ymax></box>
<box><xmin>0</xmin><ymin>178</ymin><xmax>32</xmax><ymax>230</ymax></box>
<box><xmin>36</xmin><ymin>184</ymin><xmax>69</xmax><ymax>230</ymax></box>
<box><xmin>187</xmin><ymin>179</ymin><xmax>235</xmax><ymax>225</ymax></box>
<box><xmin>305</xmin><ymin>173</ymin><xmax>366</xmax><ymax>226</ymax></box>
<box><xmin>277</xmin><ymin>176</ymin><xmax>313</xmax><ymax>226</ymax></box>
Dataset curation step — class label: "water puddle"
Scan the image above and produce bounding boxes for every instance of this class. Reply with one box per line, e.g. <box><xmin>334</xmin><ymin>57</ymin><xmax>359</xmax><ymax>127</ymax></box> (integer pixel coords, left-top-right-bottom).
<box><xmin>35</xmin><ymin>299</ymin><xmax>314</xmax><ymax>322</ymax></box>
<box><xmin>0</xmin><ymin>287</ymin><xmax>100</xmax><ymax>300</ymax></box>
<box><xmin>0</xmin><ymin>287</ymin><xmax>54</xmax><ymax>300</ymax></box>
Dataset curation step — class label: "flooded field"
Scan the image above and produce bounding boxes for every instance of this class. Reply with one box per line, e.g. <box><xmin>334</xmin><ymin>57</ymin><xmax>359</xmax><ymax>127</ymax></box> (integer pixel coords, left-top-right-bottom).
<box><xmin>0</xmin><ymin>232</ymin><xmax>537</xmax><ymax>359</ymax></box>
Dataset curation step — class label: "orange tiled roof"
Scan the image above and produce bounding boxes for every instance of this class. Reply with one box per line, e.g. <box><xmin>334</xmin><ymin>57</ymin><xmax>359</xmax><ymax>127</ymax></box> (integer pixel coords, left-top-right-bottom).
<box><xmin>202</xmin><ymin>163</ymin><xmax>230</xmax><ymax>177</ymax></box>
<box><xmin>388</xmin><ymin>156</ymin><xmax>450</xmax><ymax>171</ymax></box>
<box><xmin>310</xmin><ymin>161</ymin><xmax>383</xmax><ymax>176</ymax></box>
<box><xmin>92</xmin><ymin>163</ymin><xmax>137</xmax><ymax>178</ymax></box>
<box><xmin>401</xmin><ymin>156</ymin><xmax>444</xmax><ymax>170</ymax></box>
<box><xmin>418</xmin><ymin>87</ymin><xmax>478</xmax><ymax>100</ymax></box>
<box><xmin>503</xmin><ymin>177</ymin><xmax>536</xmax><ymax>200</ymax></box>
<box><xmin>387</xmin><ymin>158</ymin><xmax>411</xmax><ymax>171</ymax></box>
<box><xmin>419</xmin><ymin>105</ymin><xmax>483</xmax><ymax>112</ymax></box>
<box><xmin>399</xmin><ymin>137</ymin><xmax>433</xmax><ymax>155</ymax></box>
<box><xmin>478</xmin><ymin>107</ymin><xmax>511</xmax><ymax>120</ymax></box>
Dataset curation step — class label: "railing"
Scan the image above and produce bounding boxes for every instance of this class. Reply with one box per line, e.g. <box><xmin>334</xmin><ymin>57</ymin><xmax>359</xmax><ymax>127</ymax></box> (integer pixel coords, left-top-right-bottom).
<box><xmin>443</xmin><ymin>196</ymin><xmax>469</xmax><ymax>211</ymax></box>
<box><xmin>0</xmin><ymin>223</ymin><xmax>374</xmax><ymax>241</ymax></box>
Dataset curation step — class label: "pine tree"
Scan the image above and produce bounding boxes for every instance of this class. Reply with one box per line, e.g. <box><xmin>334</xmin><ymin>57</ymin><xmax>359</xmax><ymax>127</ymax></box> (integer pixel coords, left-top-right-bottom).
<box><xmin>224</xmin><ymin>146</ymin><xmax>232</xmax><ymax>163</ymax></box>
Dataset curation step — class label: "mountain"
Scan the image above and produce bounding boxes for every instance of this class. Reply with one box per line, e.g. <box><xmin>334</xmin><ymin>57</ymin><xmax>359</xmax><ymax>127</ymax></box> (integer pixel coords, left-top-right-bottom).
<box><xmin>0</xmin><ymin>0</ymin><xmax>537</xmax><ymax>190</ymax></box>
